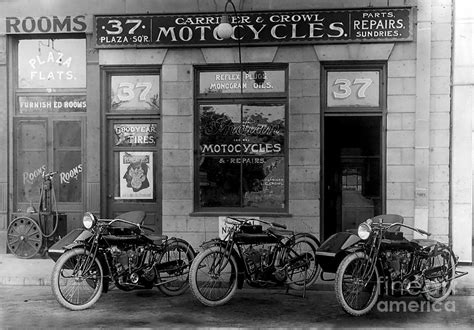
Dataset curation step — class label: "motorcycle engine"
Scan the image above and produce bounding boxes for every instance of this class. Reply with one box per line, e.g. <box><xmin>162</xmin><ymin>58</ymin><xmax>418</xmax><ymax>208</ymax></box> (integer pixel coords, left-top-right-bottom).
<box><xmin>384</xmin><ymin>250</ymin><xmax>411</xmax><ymax>281</ymax></box>
<box><xmin>243</xmin><ymin>245</ymin><xmax>272</xmax><ymax>278</ymax></box>
<box><xmin>110</xmin><ymin>245</ymin><xmax>155</xmax><ymax>286</ymax></box>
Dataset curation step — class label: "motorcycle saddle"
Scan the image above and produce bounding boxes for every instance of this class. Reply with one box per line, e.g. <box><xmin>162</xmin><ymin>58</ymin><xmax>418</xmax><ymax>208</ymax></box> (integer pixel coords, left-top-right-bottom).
<box><xmin>267</xmin><ymin>226</ymin><xmax>295</xmax><ymax>237</ymax></box>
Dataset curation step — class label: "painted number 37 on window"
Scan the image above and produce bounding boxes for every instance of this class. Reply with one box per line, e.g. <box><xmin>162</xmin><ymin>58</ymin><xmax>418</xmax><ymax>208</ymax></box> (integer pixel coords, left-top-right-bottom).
<box><xmin>332</xmin><ymin>78</ymin><xmax>373</xmax><ymax>99</ymax></box>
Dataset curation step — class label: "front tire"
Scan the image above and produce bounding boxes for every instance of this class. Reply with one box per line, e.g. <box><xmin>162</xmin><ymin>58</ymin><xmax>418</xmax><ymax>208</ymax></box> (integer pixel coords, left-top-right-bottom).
<box><xmin>156</xmin><ymin>240</ymin><xmax>196</xmax><ymax>296</ymax></box>
<box><xmin>284</xmin><ymin>235</ymin><xmax>320</xmax><ymax>290</ymax></box>
<box><xmin>189</xmin><ymin>246</ymin><xmax>239</xmax><ymax>307</ymax></box>
<box><xmin>51</xmin><ymin>248</ymin><xmax>103</xmax><ymax>311</ymax></box>
<box><xmin>335</xmin><ymin>252</ymin><xmax>380</xmax><ymax>316</ymax></box>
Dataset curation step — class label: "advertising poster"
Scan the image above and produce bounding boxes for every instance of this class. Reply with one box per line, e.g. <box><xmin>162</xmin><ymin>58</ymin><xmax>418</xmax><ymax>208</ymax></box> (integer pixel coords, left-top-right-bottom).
<box><xmin>118</xmin><ymin>152</ymin><xmax>153</xmax><ymax>199</ymax></box>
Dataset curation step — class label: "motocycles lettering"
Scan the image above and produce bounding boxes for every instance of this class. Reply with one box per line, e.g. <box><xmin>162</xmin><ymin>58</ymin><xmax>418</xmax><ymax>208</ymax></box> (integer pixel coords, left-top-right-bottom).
<box><xmin>95</xmin><ymin>8</ymin><xmax>412</xmax><ymax>48</ymax></box>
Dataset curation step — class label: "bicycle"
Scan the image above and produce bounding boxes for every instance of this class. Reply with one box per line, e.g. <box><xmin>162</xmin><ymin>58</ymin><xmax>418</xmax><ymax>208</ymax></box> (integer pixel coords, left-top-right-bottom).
<box><xmin>7</xmin><ymin>171</ymin><xmax>61</xmax><ymax>258</ymax></box>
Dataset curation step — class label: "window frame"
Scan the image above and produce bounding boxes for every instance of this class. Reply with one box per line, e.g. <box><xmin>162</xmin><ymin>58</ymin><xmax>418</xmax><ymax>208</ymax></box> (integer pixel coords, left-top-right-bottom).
<box><xmin>193</xmin><ymin>64</ymin><xmax>289</xmax><ymax>215</ymax></box>
<box><xmin>10</xmin><ymin>34</ymin><xmax>87</xmax><ymax>213</ymax></box>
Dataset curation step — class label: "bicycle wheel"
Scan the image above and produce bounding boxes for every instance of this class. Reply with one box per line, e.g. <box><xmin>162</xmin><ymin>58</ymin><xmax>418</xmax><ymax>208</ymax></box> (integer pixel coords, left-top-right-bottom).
<box><xmin>7</xmin><ymin>217</ymin><xmax>42</xmax><ymax>258</ymax></box>
<box><xmin>156</xmin><ymin>240</ymin><xmax>196</xmax><ymax>296</ymax></box>
<box><xmin>51</xmin><ymin>248</ymin><xmax>103</xmax><ymax>311</ymax></box>
<box><xmin>284</xmin><ymin>235</ymin><xmax>320</xmax><ymax>290</ymax></box>
<box><xmin>189</xmin><ymin>246</ymin><xmax>238</xmax><ymax>307</ymax></box>
<box><xmin>423</xmin><ymin>246</ymin><xmax>456</xmax><ymax>302</ymax></box>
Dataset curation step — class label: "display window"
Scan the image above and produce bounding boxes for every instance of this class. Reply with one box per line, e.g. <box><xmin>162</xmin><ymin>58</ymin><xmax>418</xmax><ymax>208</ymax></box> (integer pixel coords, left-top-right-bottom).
<box><xmin>195</xmin><ymin>66</ymin><xmax>288</xmax><ymax>213</ymax></box>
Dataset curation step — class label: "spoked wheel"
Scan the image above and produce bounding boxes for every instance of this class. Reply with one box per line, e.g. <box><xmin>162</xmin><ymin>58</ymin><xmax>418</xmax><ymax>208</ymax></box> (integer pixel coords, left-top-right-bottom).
<box><xmin>423</xmin><ymin>246</ymin><xmax>456</xmax><ymax>302</ymax></box>
<box><xmin>189</xmin><ymin>246</ymin><xmax>238</xmax><ymax>307</ymax></box>
<box><xmin>335</xmin><ymin>252</ymin><xmax>380</xmax><ymax>316</ymax></box>
<box><xmin>156</xmin><ymin>240</ymin><xmax>196</xmax><ymax>296</ymax></box>
<box><xmin>284</xmin><ymin>235</ymin><xmax>320</xmax><ymax>290</ymax></box>
<box><xmin>7</xmin><ymin>217</ymin><xmax>43</xmax><ymax>258</ymax></box>
<box><xmin>51</xmin><ymin>248</ymin><xmax>103</xmax><ymax>311</ymax></box>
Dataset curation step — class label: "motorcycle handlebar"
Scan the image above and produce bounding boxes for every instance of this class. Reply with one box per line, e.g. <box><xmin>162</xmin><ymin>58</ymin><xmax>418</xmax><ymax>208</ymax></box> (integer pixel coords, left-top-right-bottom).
<box><xmin>416</xmin><ymin>228</ymin><xmax>431</xmax><ymax>236</ymax></box>
<box><xmin>385</xmin><ymin>222</ymin><xmax>431</xmax><ymax>236</ymax></box>
<box><xmin>225</xmin><ymin>217</ymin><xmax>287</xmax><ymax>230</ymax></box>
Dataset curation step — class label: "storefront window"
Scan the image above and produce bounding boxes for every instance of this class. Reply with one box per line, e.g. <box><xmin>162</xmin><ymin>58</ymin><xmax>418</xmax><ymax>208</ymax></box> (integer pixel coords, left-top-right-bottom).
<box><xmin>196</xmin><ymin>67</ymin><xmax>288</xmax><ymax>213</ymax></box>
<box><xmin>13</xmin><ymin>37</ymin><xmax>86</xmax><ymax>211</ymax></box>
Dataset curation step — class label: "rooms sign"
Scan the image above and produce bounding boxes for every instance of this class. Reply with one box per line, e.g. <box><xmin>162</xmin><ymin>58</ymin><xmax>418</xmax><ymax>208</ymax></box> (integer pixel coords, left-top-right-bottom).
<box><xmin>95</xmin><ymin>7</ymin><xmax>413</xmax><ymax>48</ymax></box>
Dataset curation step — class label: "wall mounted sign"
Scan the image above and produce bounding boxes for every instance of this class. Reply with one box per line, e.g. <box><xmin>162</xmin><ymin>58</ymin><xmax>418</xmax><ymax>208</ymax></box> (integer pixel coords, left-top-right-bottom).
<box><xmin>118</xmin><ymin>152</ymin><xmax>154</xmax><ymax>200</ymax></box>
<box><xmin>18</xmin><ymin>95</ymin><xmax>87</xmax><ymax>113</ymax></box>
<box><xmin>18</xmin><ymin>38</ymin><xmax>87</xmax><ymax>89</ymax></box>
<box><xmin>327</xmin><ymin>71</ymin><xmax>380</xmax><ymax>107</ymax></box>
<box><xmin>3</xmin><ymin>15</ymin><xmax>91</xmax><ymax>34</ymax></box>
<box><xmin>199</xmin><ymin>70</ymin><xmax>285</xmax><ymax>94</ymax></box>
<box><xmin>95</xmin><ymin>7</ymin><xmax>413</xmax><ymax>48</ymax></box>
<box><xmin>114</xmin><ymin>123</ymin><xmax>158</xmax><ymax>146</ymax></box>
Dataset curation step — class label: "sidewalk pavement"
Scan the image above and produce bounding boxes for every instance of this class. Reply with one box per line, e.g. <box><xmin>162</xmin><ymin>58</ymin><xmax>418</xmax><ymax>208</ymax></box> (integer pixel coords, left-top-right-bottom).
<box><xmin>0</xmin><ymin>253</ymin><xmax>473</xmax><ymax>295</ymax></box>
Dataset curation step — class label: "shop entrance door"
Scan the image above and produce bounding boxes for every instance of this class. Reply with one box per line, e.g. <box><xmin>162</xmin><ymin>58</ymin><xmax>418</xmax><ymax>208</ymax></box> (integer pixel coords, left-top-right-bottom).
<box><xmin>105</xmin><ymin>117</ymin><xmax>161</xmax><ymax>232</ymax></box>
<box><xmin>323</xmin><ymin>116</ymin><xmax>383</xmax><ymax>239</ymax></box>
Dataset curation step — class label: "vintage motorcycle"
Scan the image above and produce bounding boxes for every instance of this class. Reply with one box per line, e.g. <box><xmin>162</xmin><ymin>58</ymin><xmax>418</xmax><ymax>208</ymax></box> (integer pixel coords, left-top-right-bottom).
<box><xmin>48</xmin><ymin>211</ymin><xmax>196</xmax><ymax>310</ymax></box>
<box><xmin>316</xmin><ymin>214</ymin><xmax>467</xmax><ymax>316</ymax></box>
<box><xmin>189</xmin><ymin>216</ymin><xmax>321</xmax><ymax>306</ymax></box>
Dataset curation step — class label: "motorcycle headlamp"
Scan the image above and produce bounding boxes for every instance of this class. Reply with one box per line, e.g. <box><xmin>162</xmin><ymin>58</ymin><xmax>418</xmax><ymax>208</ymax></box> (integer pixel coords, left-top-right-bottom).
<box><xmin>83</xmin><ymin>212</ymin><xmax>97</xmax><ymax>229</ymax></box>
<box><xmin>358</xmin><ymin>219</ymin><xmax>372</xmax><ymax>240</ymax></box>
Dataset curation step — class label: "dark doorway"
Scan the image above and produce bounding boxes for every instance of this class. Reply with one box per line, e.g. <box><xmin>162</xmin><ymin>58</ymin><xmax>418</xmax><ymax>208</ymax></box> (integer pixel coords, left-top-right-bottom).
<box><xmin>323</xmin><ymin>116</ymin><xmax>383</xmax><ymax>239</ymax></box>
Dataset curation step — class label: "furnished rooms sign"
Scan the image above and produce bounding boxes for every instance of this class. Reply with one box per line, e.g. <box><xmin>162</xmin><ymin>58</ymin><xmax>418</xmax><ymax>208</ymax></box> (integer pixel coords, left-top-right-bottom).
<box><xmin>95</xmin><ymin>7</ymin><xmax>413</xmax><ymax>48</ymax></box>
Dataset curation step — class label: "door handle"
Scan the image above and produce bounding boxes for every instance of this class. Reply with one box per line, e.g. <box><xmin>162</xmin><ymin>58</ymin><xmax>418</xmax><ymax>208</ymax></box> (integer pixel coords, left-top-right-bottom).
<box><xmin>107</xmin><ymin>194</ymin><xmax>113</xmax><ymax>199</ymax></box>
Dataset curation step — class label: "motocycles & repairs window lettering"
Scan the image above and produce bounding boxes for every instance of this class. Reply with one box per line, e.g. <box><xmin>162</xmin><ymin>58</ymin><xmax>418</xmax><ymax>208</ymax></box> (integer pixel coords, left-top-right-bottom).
<box><xmin>195</xmin><ymin>67</ymin><xmax>288</xmax><ymax>213</ymax></box>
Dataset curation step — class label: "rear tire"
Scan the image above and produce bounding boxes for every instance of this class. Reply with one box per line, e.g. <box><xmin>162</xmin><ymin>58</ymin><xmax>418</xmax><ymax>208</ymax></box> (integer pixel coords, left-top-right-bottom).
<box><xmin>157</xmin><ymin>240</ymin><xmax>195</xmax><ymax>296</ymax></box>
<box><xmin>51</xmin><ymin>248</ymin><xmax>103</xmax><ymax>311</ymax></box>
<box><xmin>335</xmin><ymin>252</ymin><xmax>380</xmax><ymax>316</ymax></box>
<box><xmin>189</xmin><ymin>246</ymin><xmax>238</xmax><ymax>307</ymax></box>
<box><xmin>284</xmin><ymin>235</ymin><xmax>320</xmax><ymax>290</ymax></box>
<box><xmin>423</xmin><ymin>246</ymin><xmax>456</xmax><ymax>302</ymax></box>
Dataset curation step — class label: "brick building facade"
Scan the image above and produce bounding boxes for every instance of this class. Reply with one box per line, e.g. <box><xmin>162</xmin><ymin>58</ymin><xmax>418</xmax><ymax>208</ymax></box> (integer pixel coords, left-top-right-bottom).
<box><xmin>0</xmin><ymin>0</ymin><xmax>472</xmax><ymax>263</ymax></box>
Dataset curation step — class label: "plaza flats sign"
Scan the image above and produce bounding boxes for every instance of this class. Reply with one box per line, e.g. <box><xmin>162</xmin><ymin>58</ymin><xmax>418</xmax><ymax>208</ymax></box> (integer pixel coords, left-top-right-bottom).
<box><xmin>95</xmin><ymin>7</ymin><xmax>413</xmax><ymax>48</ymax></box>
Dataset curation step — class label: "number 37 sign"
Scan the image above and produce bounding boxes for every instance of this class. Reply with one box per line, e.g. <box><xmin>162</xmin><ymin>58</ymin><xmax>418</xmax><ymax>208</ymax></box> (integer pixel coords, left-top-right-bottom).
<box><xmin>111</xmin><ymin>74</ymin><xmax>160</xmax><ymax>111</ymax></box>
<box><xmin>327</xmin><ymin>71</ymin><xmax>380</xmax><ymax>108</ymax></box>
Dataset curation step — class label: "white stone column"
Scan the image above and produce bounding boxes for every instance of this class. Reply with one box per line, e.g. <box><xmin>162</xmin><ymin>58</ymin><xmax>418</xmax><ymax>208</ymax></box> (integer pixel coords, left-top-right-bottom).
<box><xmin>414</xmin><ymin>2</ymin><xmax>432</xmax><ymax>238</ymax></box>
<box><xmin>451</xmin><ymin>0</ymin><xmax>473</xmax><ymax>262</ymax></box>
